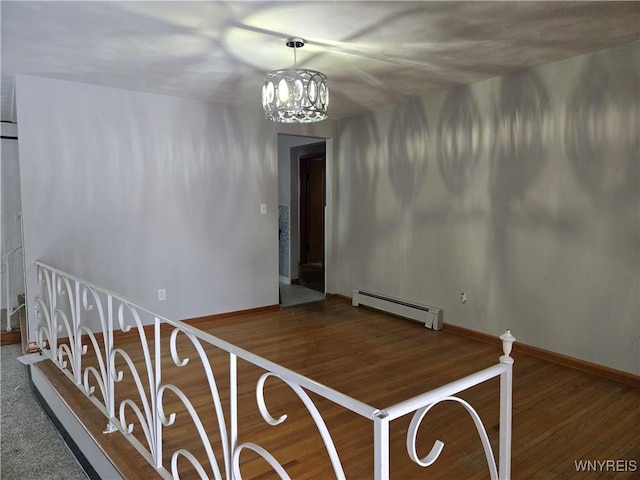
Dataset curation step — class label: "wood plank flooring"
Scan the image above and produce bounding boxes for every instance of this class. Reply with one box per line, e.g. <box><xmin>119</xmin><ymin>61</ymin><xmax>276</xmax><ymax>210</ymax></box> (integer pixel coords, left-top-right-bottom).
<box><xmin>1</xmin><ymin>306</ymin><xmax>24</xmax><ymax>346</ymax></box>
<box><xmin>34</xmin><ymin>298</ymin><xmax>639</xmax><ymax>479</ymax></box>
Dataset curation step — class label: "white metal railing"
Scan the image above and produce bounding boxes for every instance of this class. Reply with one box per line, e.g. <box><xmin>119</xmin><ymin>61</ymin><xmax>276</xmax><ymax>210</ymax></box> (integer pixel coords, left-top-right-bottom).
<box><xmin>1</xmin><ymin>245</ymin><xmax>25</xmax><ymax>331</ymax></box>
<box><xmin>32</xmin><ymin>260</ymin><xmax>515</xmax><ymax>479</ymax></box>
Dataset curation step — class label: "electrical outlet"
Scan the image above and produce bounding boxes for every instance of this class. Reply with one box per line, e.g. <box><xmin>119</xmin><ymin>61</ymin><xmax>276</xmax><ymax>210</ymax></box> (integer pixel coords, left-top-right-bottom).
<box><xmin>158</xmin><ymin>289</ymin><xmax>166</xmax><ymax>301</ymax></box>
<box><xmin>260</xmin><ymin>203</ymin><xmax>267</xmax><ymax>214</ymax></box>
<box><xmin>461</xmin><ymin>292</ymin><xmax>467</xmax><ymax>304</ymax></box>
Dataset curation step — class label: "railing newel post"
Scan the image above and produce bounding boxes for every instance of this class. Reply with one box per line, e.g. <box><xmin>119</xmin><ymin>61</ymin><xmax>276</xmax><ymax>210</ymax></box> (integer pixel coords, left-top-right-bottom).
<box><xmin>374</xmin><ymin>411</ymin><xmax>390</xmax><ymax>480</ymax></box>
<box><xmin>229</xmin><ymin>353</ymin><xmax>238</xmax><ymax>480</ymax></box>
<box><xmin>154</xmin><ymin>316</ymin><xmax>163</xmax><ymax>469</ymax></box>
<box><xmin>499</xmin><ymin>330</ymin><xmax>515</xmax><ymax>480</ymax></box>
<box><xmin>51</xmin><ymin>271</ymin><xmax>58</xmax><ymax>356</ymax></box>
<box><xmin>4</xmin><ymin>254</ymin><xmax>11</xmax><ymax>331</ymax></box>
<box><xmin>74</xmin><ymin>280</ymin><xmax>82</xmax><ymax>385</ymax></box>
<box><xmin>105</xmin><ymin>293</ymin><xmax>117</xmax><ymax>433</ymax></box>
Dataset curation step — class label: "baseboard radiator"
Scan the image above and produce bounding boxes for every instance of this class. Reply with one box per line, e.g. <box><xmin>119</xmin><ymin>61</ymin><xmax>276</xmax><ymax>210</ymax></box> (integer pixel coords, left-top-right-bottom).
<box><xmin>352</xmin><ymin>289</ymin><xmax>443</xmax><ymax>330</ymax></box>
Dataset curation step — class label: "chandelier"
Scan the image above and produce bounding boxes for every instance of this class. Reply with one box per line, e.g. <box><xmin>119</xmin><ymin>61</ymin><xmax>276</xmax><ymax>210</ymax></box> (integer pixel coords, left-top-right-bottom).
<box><xmin>262</xmin><ymin>37</ymin><xmax>329</xmax><ymax>123</ymax></box>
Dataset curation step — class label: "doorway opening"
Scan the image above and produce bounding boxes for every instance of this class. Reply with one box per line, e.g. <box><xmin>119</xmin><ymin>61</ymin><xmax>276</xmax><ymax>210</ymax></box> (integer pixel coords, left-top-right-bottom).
<box><xmin>299</xmin><ymin>153</ymin><xmax>325</xmax><ymax>293</ymax></box>
<box><xmin>277</xmin><ymin>135</ymin><xmax>328</xmax><ymax>307</ymax></box>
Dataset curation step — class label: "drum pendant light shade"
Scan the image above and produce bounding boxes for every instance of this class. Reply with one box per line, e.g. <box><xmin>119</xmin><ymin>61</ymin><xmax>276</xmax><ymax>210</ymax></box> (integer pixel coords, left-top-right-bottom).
<box><xmin>262</xmin><ymin>38</ymin><xmax>329</xmax><ymax>123</ymax></box>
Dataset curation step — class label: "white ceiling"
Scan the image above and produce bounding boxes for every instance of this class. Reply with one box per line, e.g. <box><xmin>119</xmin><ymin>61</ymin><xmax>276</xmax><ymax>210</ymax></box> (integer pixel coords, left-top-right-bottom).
<box><xmin>2</xmin><ymin>1</ymin><xmax>639</xmax><ymax>122</ymax></box>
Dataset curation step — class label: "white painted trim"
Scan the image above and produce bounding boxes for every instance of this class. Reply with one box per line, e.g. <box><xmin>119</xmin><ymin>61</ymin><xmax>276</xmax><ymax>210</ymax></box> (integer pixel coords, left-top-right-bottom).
<box><xmin>324</xmin><ymin>138</ymin><xmax>334</xmax><ymax>294</ymax></box>
<box><xmin>30</xmin><ymin>366</ymin><xmax>123</xmax><ymax>480</ymax></box>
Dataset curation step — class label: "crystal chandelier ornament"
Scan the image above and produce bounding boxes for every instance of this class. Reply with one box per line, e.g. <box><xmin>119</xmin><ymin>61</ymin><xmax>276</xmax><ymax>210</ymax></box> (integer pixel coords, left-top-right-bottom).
<box><xmin>262</xmin><ymin>37</ymin><xmax>329</xmax><ymax>123</ymax></box>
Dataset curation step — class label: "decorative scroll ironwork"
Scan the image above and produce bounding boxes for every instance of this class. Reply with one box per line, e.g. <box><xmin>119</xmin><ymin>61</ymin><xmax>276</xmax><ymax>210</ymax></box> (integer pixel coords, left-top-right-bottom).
<box><xmin>406</xmin><ymin>397</ymin><xmax>498</xmax><ymax>478</ymax></box>
<box><xmin>79</xmin><ymin>285</ymin><xmax>108</xmax><ymax>398</ymax></box>
<box><xmin>32</xmin><ymin>260</ymin><xmax>515</xmax><ymax>480</ymax></box>
<box><xmin>232</xmin><ymin>443</ymin><xmax>291</xmax><ymax>480</ymax></box>
<box><xmin>253</xmin><ymin>372</ymin><xmax>346</xmax><ymax>480</ymax></box>
<box><xmin>112</xmin><ymin>301</ymin><xmax>163</xmax><ymax>467</ymax></box>
<box><xmin>160</xmin><ymin>327</ymin><xmax>231</xmax><ymax>479</ymax></box>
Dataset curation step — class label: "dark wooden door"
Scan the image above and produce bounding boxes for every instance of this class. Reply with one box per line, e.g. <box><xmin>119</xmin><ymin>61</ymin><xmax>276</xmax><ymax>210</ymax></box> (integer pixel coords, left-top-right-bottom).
<box><xmin>299</xmin><ymin>154</ymin><xmax>325</xmax><ymax>292</ymax></box>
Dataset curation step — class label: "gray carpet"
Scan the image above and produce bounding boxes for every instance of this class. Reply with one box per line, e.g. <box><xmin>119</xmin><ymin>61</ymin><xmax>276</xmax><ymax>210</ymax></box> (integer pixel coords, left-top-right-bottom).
<box><xmin>0</xmin><ymin>343</ymin><xmax>88</xmax><ymax>480</ymax></box>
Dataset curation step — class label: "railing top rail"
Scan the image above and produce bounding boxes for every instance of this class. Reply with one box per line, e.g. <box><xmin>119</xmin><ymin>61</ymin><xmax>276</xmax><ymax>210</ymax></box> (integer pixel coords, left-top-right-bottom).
<box><xmin>35</xmin><ymin>260</ymin><xmax>173</xmax><ymax>321</ymax></box>
<box><xmin>380</xmin><ymin>363</ymin><xmax>508</xmax><ymax>420</ymax></box>
<box><xmin>34</xmin><ymin>260</ymin><xmax>379</xmax><ymax>419</ymax></box>
<box><xmin>35</xmin><ymin>260</ymin><xmax>510</xmax><ymax>423</ymax></box>
<box><xmin>2</xmin><ymin>245</ymin><xmax>22</xmax><ymax>261</ymax></box>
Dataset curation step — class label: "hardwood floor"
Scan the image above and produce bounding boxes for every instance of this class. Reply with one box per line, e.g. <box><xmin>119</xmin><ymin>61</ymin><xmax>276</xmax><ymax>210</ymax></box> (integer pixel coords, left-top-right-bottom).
<box><xmin>34</xmin><ymin>298</ymin><xmax>639</xmax><ymax>479</ymax></box>
<box><xmin>1</xmin><ymin>306</ymin><xmax>24</xmax><ymax>346</ymax></box>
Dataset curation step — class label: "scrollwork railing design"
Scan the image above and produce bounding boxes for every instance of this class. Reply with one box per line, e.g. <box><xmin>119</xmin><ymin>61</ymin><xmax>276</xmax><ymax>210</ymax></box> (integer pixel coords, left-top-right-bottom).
<box><xmin>254</xmin><ymin>372</ymin><xmax>346</xmax><ymax>479</ymax></box>
<box><xmin>406</xmin><ymin>397</ymin><xmax>497</xmax><ymax>476</ymax></box>
<box><xmin>33</xmin><ymin>261</ymin><xmax>515</xmax><ymax>479</ymax></box>
<box><xmin>161</xmin><ymin>327</ymin><xmax>231</xmax><ymax>479</ymax></box>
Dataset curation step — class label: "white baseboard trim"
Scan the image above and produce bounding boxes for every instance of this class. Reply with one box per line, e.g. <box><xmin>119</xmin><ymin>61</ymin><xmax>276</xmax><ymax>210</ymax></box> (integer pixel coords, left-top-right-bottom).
<box><xmin>279</xmin><ymin>276</ymin><xmax>291</xmax><ymax>285</ymax></box>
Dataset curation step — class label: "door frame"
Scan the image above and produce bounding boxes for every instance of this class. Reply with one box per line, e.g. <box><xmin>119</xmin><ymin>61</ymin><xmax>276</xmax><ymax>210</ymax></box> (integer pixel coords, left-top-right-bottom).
<box><xmin>277</xmin><ymin>135</ymin><xmax>333</xmax><ymax>294</ymax></box>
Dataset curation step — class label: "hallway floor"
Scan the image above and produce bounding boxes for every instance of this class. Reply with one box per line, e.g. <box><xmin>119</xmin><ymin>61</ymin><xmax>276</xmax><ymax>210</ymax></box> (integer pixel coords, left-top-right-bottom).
<box><xmin>279</xmin><ymin>282</ymin><xmax>325</xmax><ymax>307</ymax></box>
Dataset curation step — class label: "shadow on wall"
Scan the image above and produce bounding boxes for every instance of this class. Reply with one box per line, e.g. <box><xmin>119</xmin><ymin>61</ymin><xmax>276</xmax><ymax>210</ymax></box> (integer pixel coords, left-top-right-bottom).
<box><xmin>437</xmin><ymin>88</ymin><xmax>483</xmax><ymax>196</ymax></box>
<box><xmin>249</xmin><ymin>117</ymin><xmax>278</xmax><ymax>200</ymax></box>
<box><xmin>342</xmin><ymin>47</ymin><xmax>639</xmax><ymax>297</ymax></box>
<box><xmin>342</xmin><ymin>112</ymin><xmax>382</xmax><ymax>286</ymax></box>
<box><xmin>491</xmin><ymin>71</ymin><xmax>551</xmax><ymax>203</ymax></box>
<box><xmin>388</xmin><ymin>100</ymin><xmax>429</xmax><ymax>207</ymax></box>
<box><xmin>488</xmin><ymin>71</ymin><xmax>552</xmax><ymax>286</ymax></box>
<box><xmin>66</xmin><ymin>91</ymin><xmax>279</xmax><ymax>297</ymax></box>
<box><xmin>565</xmin><ymin>55</ymin><xmax>640</xmax><ymax>208</ymax></box>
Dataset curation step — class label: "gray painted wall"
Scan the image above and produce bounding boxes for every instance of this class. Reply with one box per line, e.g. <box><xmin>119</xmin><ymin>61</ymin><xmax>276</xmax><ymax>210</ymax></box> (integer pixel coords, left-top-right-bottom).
<box><xmin>15</xmin><ymin>75</ymin><xmax>334</xmax><ymax>334</ymax></box>
<box><xmin>334</xmin><ymin>42</ymin><xmax>639</xmax><ymax>374</ymax></box>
